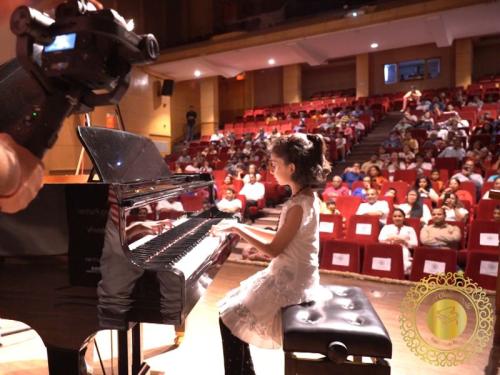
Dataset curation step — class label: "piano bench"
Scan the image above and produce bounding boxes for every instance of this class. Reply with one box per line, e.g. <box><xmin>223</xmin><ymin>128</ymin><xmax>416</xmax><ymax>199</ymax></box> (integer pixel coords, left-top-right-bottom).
<box><xmin>281</xmin><ymin>285</ymin><xmax>392</xmax><ymax>375</ymax></box>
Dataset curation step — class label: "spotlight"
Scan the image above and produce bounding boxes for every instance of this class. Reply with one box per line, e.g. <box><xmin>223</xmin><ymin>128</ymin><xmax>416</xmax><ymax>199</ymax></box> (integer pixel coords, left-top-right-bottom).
<box><xmin>370</xmin><ymin>43</ymin><xmax>379</xmax><ymax>49</ymax></box>
<box><xmin>194</xmin><ymin>69</ymin><xmax>201</xmax><ymax>77</ymax></box>
<box><xmin>268</xmin><ymin>58</ymin><xmax>275</xmax><ymax>65</ymax></box>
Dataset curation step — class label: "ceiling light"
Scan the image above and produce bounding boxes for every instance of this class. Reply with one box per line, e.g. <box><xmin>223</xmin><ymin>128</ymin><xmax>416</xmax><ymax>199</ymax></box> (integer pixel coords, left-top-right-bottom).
<box><xmin>194</xmin><ymin>69</ymin><xmax>201</xmax><ymax>77</ymax></box>
<box><xmin>352</xmin><ymin>11</ymin><xmax>358</xmax><ymax>17</ymax></box>
<box><xmin>268</xmin><ymin>58</ymin><xmax>275</xmax><ymax>65</ymax></box>
<box><xmin>370</xmin><ymin>42</ymin><xmax>379</xmax><ymax>49</ymax></box>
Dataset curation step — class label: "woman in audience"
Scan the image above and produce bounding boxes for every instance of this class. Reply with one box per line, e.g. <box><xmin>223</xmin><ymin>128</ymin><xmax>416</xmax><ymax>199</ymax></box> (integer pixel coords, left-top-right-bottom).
<box><xmin>414</xmin><ymin>176</ymin><xmax>439</xmax><ymax>204</ymax></box>
<box><xmin>352</xmin><ymin>176</ymin><xmax>372</xmax><ymax>201</ymax></box>
<box><xmin>482</xmin><ymin>177</ymin><xmax>500</xmax><ymax>199</ymax></box>
<box><xmin>378</xmin><ymin>208</ymin><xmax>418</xmax><ymax>275</ymax></box>
<box><xmin>419</xmin><ymin>111</ymin><xmax>435</xmax><ymax>130</ymax></box>
<box><xmin>441</xmin><ymin>177</ymin><xmax>474</xmax><ymax>205</ymax></box>
<box><xmin>441</xmin><ymin>192</ymin><xmax>469</xmax><ymax>222</ymax></box>
<box><xmin>397</xmin><ymin>189</ymin><xmax>432</xmax><ymax>224</ymax></box>
<box><xmin>367</xmin><ymin>165</ymin><xmax>387</xmax><ymax>192</ymax></box>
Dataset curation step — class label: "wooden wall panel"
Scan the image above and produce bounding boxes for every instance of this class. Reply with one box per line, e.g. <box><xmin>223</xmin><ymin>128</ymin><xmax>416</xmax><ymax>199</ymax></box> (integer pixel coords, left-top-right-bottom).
<box><xmin>369</xmin><ymin>43</ymin><xmax>453</xmax><ymax>95</ymax></box>
<box><xmin>170</xmin><ymin>80</ymin><xmax>201</xmax><ymax>142</ymax></box>
<box><xmin>302</xmin><ymin>59</ymin><xmax>356</xmax><ymax>100</ymax></box>
<box><xmin>253</xmin><ymin>66</ymin><xmax>283</xmax><ymax>108</ymax></box>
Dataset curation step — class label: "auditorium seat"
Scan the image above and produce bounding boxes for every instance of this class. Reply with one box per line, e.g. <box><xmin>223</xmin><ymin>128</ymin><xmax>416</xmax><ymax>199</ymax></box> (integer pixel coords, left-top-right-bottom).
<box><xmin>335</xmin><ymin>196</ymin><xmax>362</xmax><ymax>222</ymax></box>
<box><xmin>394</xmin><ymin>170</ymin><xmax>417</xmax><ymax>185</ymax></box>
<box><xmin>476</xmin><ymin>200</ymin><xmax>498</xmax><ymax>220</ymax></box>
<box><xmin>410</xmin><ymin>247</ymin><xmax>457</xmax><ymax>282</ymax></box>
<box><xmin>465</xmin><ymin>251</ymin><xmax>498</xmax><ymax>290</ymax></box>
<box><xmin>362</xmin><ymin>244</ymin><xmax>405</xmax><ymax>280</ymax></box>
<box><xmin>380</xmin><ymin>181</ymin><xmax>410</xmax><ymax>204</ymax></box>
<box><xmin>466</xmin><ymin>220</ymin><xmax>500</xmax><ymax>253</ymax></box>
<box><xmin>435</xmin><ymin>158</ymin><xmax>459</xmax><ymax>176</ymax></box>
<box><xmin>319</xmin><ymin>214</ymin><xmax>344</xmax><ymax>241</ymax></box>
<box><xmin>320</xmin><ymin>240</ymin><xmax>361</xmax><ymax>272</ymax></box>
<box><xmin>346</xmin><ymin>215</ymin><xmax>381</xmax><ymax>245</ymax></box>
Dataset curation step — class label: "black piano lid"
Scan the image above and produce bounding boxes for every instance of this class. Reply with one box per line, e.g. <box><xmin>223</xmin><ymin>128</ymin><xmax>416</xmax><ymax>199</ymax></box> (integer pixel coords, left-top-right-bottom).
<box><xmin>77</xmin><ymin>126</ymin><xmax>171</xmax><ymax>183</ymax></box>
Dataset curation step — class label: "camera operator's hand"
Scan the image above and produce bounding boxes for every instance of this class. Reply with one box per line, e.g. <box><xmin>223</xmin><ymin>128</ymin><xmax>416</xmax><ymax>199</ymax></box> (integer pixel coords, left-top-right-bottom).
<box><xmin>0</xmin><ymin>133</ymin><xmax>44</xmax><ymax>213</ymax></box>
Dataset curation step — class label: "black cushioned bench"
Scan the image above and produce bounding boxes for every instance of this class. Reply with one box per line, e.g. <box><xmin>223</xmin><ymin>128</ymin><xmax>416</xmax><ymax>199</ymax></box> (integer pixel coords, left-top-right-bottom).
<box><xmin>282</xmin><ymin>285</ymin><xmax>392</xmax><ymax>375</ymax></box>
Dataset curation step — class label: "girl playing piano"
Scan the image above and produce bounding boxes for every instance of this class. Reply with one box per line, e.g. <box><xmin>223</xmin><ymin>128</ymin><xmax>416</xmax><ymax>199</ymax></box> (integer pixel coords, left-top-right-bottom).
<box><xmin>214</xmin><ymin>133</ymin><xmax>330</xmax><ymax>374</ymax></box>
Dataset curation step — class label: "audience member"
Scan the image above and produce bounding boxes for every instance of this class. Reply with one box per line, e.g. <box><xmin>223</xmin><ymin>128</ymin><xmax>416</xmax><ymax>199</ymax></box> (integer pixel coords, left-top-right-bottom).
<box><xmin>342</xmin><ymin>163</ymin><xmax>363</xmax><ymax>188</ymax></box>
<box><xmin>367</xmin><ymin>166</ymin><xmax>387</xmax><ymax>192</ymax></box>
<box><xmin>430</xmin><ymin>169</ymin><xmax>445</xmax><ymax>193</ymax></box>
<box><xmin>217</xmin><ymin>188</ymin><xmax>243</xmax><ymax>221</ymax></box>
<box><xmin>323</xmin><ymin>175</ymin><xmax>350</xmax><ymax>201</ymax></box>
<box><xmin>397</xmin><ymin>189</ymin><xmax>432</xmax><ymax>224</ymax></box>
<box><xmin>438</xmin><ymin>138</ymin><xmax>466</xmax><ymax>160</ymax></box>
<box><xmin>320</xmin><ymin>198</ymin><xmax>342</xmax><ymax>216</ymax></box>
<box><xmin>451</xmin><ymin>159</ymin><xmax>484</xmax><ymax>191</ymax></box>
<box><xmin>482</xmin><ymin>177</ymin><xmax>500</xmax><ymax>199</ymax></box>
<box><xmin>378</xmin><ymin>208</ymin><xmax>418</xmax><ymax>274</ymax></box>
<box><xmin>356</xmin><ymin>188</ymin><xmax>390</xmax><ymax>225</ymax></box>
<box><xmin>361</xmin><ymin>154</ymin><xmax>383</xmax><ymax>174</ymax></box>
<box><xmin>401</xmin><ymin>86</ymin><xmax>422</xmax><ymax>112</ymax></box>
<box><xmin>493</xmin><ymin>205</ymin><xmax>500</xmax><ymax>222</ymax></box>
<box><xmin>352</xmin><ymin>176</ymin><xmax>372</xmax><ymax>200</ymax></box>
<box><xmin>239</xmin><ymin>173</ymin><xmax>265</xmax><ymax>218</ymax></box>
<box><xmin>420</xmin><ymin>208</ymin><xmax>461</xmax><ymax>249</ymax></box>
<box><xmin>441</xmin><ymin>192</ymin><xmax>469</xmax><ymax>223</ymax></box>
<box><xmin>414</xmin><ymin>176</ymin><xmax>439</xmax><ymax>203</ymax></box>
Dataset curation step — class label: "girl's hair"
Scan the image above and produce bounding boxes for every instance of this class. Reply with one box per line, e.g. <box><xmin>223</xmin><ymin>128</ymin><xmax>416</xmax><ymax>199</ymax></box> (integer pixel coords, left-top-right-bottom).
<box><xmin>271</xmin><ymin>134</ymin><xmax>331</xmax><ymax>187</ymax></box>
<box><xmin>407</xmin><ymin>189</ymin><xmax>424</xmax><ymax>218</ymax></box>
<box><xmin>414</xmin><ymin>176</ymin><xmax>431</xmax><ymax>191</ymax></box>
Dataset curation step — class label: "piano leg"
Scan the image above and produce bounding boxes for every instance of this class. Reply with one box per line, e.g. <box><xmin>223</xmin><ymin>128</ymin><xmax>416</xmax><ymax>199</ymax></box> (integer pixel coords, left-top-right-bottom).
<box><xmin>118</xmin><ymin>323</ymin><xmax>150</xmax><ymax>375</ymax></box>
<box><xmin>46</xmin><ymin>344</ymin><xmax>90</xmax><ymax>375</ymax></box>
<box><xmin>174</xmin><ymin>323</ymin><xmax>185</xmax><ymax>347</ymax></box>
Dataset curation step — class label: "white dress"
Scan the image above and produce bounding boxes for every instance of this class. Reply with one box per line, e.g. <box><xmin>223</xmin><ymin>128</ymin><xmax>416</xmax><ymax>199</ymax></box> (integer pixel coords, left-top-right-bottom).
<box><xmin>219</xmin><ymin>193</ymin><xmax>321</xmax><ymax>349</ymax></box>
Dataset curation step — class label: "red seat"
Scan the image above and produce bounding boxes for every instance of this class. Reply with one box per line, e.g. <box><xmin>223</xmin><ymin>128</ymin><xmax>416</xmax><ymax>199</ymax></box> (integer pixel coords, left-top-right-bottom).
<box><xmin>320</xmin><ymin>240</ymin><xmax>361</xmax><ymax>273</ymax></box>
<box><xmin>457</xmin><ymin>181</ymin><xmax>477</xmax><ymax>203</ymax></box>
<box><xmin>319</xmin><ymin>214</ymin><xmax>344</xmax><ymax>241</ymax></box>
<box><xmin>380</xmin><ymin>181</ymin><xmax>410</xmax><ymax>204</ymax></box>
<box><xmin>335</xmin><ymin>196</ymin><xmax>362</xmax><ymax>222</ymax></box>
<box><xmin>394</xmin><ymin>170</ymin><xmax>417</xmax><ymax>185</ymax></box>
<box><xmin>467</xmin><ymin>220</ymin><xmax>500</xmax><ymax>252</ymax></box>
<box><xmin>346</xmin><ymin>215</ymin><xmax>381</xmax><ymax>244</ymax></box>
<box><xmin>410</xmin><ymin>247</ymin><xmax>457</xmax><ymax>282</ymax></box>
<box><xmin>465</xmin><ymin>251</ymin><xmax>498</xmax><ymax>290</ymax></box>
<box><xmin>476</xmin><ymin>199</ymin><xmax>499</xmax><ymax>220</ymax></box>
<box><xmin>362</xmin><ymin>243</ymin><xmax>405</xmax><ymax>280</ymax></box>
<box><xmin>480</xmin><ymin>181</ymin><xmax>495</xmax><ymax>198</ymax></box>
<box><xmin>436</xmin><ymin>158</ymin><xmax>459</xmax><ymax>176</ymax></box>
<box><xmin>180</xmin><ymin>194</ymin><xmax>205</xmax><ymax>212</ymax></box>
<box><xmin>350</xmin><ymin>180</ymin><xmax>365</xmax><ymax>191</ymax></box>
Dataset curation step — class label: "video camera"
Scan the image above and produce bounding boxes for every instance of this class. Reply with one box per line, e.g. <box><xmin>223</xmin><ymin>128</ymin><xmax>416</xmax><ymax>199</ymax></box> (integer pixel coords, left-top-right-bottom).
<box><xmin>2</xmin><ymin>0</ymin><xmax>159</xmax><ymax>158</ymax></box>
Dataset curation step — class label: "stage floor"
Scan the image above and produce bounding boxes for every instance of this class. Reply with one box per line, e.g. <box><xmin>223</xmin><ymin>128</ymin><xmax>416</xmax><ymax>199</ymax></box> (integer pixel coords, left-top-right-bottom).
<box><xmin>0</xmin><ymin>260</ymin><xmax>496</xmax><ymax>375</ymax></box>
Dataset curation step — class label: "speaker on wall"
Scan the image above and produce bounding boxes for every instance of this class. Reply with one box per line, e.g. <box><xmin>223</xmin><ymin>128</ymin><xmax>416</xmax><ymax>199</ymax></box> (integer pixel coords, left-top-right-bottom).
<box><xmin>161</xmin><ymin>79</ymin><xmax>174</xmax><ymax>96</ymax></box>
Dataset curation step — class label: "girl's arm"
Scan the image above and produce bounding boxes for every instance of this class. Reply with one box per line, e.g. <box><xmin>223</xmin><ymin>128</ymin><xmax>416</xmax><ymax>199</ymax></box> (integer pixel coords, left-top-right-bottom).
<box><xmin>243</xmin><ymin>225</ymin><xmax>276</xmax><ymax>242</ymax></box>
<box><xmin>223</xmin><ymin>205</ymin><xmax>303</xmax><ymax>258</ymax></box>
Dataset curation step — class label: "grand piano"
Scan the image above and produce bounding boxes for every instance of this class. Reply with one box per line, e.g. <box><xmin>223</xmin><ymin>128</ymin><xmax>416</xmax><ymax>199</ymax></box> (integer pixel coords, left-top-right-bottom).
<box><xmin>0</xmin><ymin>126</ymin><xmax>238</xmax><ymax>374</ymax></box>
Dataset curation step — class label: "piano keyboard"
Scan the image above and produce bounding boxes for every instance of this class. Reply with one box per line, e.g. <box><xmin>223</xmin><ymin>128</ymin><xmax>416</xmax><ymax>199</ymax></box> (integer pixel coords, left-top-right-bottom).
<box><xmin>130</xmin><ymin>217</ymin><xmax>233</xmax><ymax>273</ymax></box>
